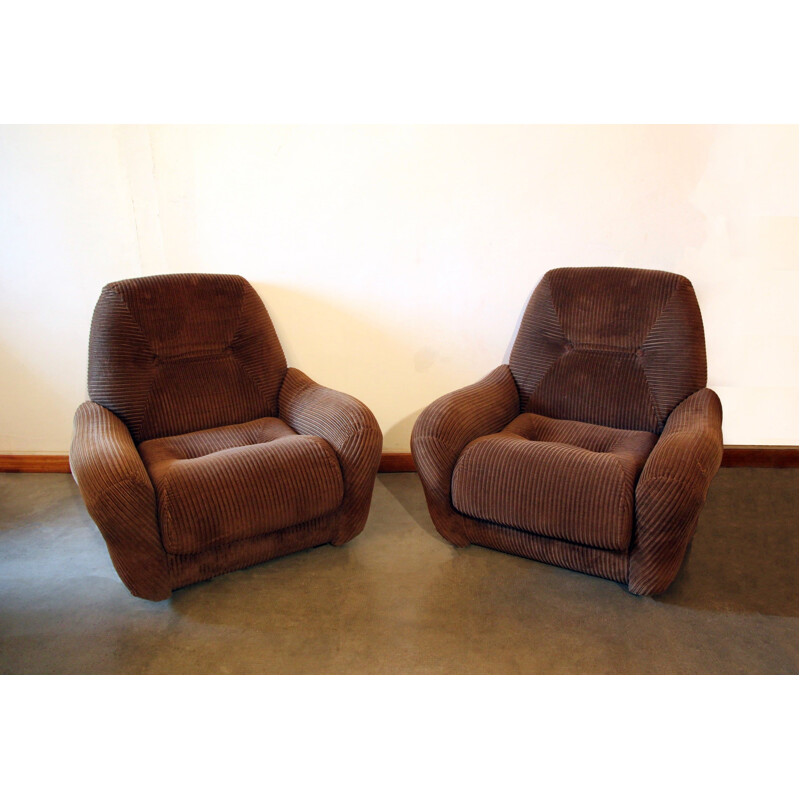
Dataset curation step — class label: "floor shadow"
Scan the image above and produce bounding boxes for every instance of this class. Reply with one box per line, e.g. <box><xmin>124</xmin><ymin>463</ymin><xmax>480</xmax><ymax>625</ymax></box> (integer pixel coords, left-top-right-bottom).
<box><xmin>378</xmin><ymin>472</ymin><xmax>442</xmax><ymax>542</ymax></box>
<box><xmin>2</xmin><ymin>469</ymin><xmax>797</xmax><ymax>674</ymax></box>
<box><xmin>382</xmin><ymin>466</ymin><xmax>800</xmax><ymax>620</ymax></box>
<box><xmin>654</xmin><ymin>468</ymin><xmax>798</xmax><ymax>617</ymax></box>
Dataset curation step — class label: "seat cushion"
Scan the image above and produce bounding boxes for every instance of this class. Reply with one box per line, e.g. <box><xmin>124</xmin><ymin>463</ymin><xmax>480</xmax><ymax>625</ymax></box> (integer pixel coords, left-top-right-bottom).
<box><xmin>451</xmin><ymin>413</ymin><xmax>657</xmax><ymax>550</ymax></box>
<box><xmin>138</xmin><ymin>417</ymin><xmax>344</xmax><ymax>555</ymax></box>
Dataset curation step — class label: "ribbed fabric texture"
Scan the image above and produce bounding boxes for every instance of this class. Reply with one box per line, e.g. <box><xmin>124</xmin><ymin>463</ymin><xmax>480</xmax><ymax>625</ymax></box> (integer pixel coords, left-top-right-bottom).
<box><xmin>629</xmin><ymin>388</ymin><xmax>723</xmax><ymax>594</ymax></box>
<box><xmin>138</xmin><ymin>416</ymin><xmax>297</xmax><ymax>485</ymax></box>
<box><xmin>462</xmin><ymin>518</ymin><xmax>629</xmax><ymax>584</ymax></box>
<box><xmin>279</xmin><ymin>368</ymin><xmax>383</xmax><ymax>546</ymax></box>
<box><xmin>167</xmin><ymin>517</ymin><xmax>336</xmax><ymax>590</ymax></box>
<box><xmin>70</xmin><ymin>401</ymin><xmax>171</xmax><ymax>601</ymax></box>
<box><xmin>411</xmin><ymin>365</ymin><xmax>521</xmax><ymax>547</ymax></box>
<box><xmin>412</xmin><ymin>267</ymin><xmax>723</xmax><ymax>595</ymax></box>
<box><xmin>452</xmin><ymin>415</ymin><xmax>656</xmax><ymax>550</ymax></box>
<box><xmin>88</xmin><ymin>274</ymin><xmax>287</xmax><ymax>443</ymax></box>
<box><xmin>165</xmin><ymin>371</ymin><xmax>383</xmax><ymax>590</ymax></box>
<box><xmin>509</xmin><ymin>267</ymin><xmax>707</xmax><ymax>434</ymax></box>
<box><xmin>72</xmin><ymin>274</ymin><xmax>382</xmax><ymax>600</ymax></box>
<box><xmin>139</xmin><ymin>419</ymin><xmax>344</xmax><ymax>555</ymax></box>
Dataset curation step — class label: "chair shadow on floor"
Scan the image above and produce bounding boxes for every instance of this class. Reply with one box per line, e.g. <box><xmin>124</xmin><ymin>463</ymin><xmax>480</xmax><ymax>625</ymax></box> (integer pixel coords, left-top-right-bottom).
<box><xmin>381</xmin><ymin>468</ymin><xmax>799</xmax><ymax>619</ymax></box>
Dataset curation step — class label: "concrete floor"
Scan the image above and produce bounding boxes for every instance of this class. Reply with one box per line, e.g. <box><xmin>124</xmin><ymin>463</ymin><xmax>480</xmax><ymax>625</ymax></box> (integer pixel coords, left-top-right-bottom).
<box><xmin>0</xmin><ymin>468</ymin><xmax>797</xmax><ymax>674</ymax></box>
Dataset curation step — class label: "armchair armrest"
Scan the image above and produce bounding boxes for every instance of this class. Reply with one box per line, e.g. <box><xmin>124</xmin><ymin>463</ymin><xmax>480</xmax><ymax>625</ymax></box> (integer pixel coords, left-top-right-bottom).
<box><xmin>69</xmin><ymin>401</ymin><xmax>170</xmax><ymax>600</ymax></box>
<box><xmin>278</xmin><ymin>368</ymin><xmax>382</xmax><ymax>544</ymax></box>
<box><xmin>410</xmin><ymin>365</ymin><xmax>520</xmax><ymax>545</ymax></box>
<box><xmin>629</xmin><ymin>388</ymin><xmax>723</xmax><ymax>595</ymax></box>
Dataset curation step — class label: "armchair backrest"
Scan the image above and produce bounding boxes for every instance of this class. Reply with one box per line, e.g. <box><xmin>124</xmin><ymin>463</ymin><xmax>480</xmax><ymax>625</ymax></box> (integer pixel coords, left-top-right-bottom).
<box><xmin>509</xmin><ymin>267</ymin><xmax>707</xmax><ymax>434</ymax></box>
<box><xmin>88</xmin><ymin>273</ymin><xmax>287</xmax><ymax>443</ymax></box>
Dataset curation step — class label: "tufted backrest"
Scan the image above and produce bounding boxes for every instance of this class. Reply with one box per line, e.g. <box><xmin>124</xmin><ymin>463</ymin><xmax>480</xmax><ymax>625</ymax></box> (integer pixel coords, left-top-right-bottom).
<box><xmin>508</xmin><ymin>267</ymin><xmax>707</xmax><ymax>434</ymax></box>
<box><xmin>88</xmin><ymin>273</ymin><xmax>287</xmax><ymax>443</ymax></box>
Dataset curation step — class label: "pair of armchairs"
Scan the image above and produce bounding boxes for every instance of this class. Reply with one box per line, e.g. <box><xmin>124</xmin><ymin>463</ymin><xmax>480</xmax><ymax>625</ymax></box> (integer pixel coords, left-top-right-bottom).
<box><xmin>71</xmin><ymin>269</ymin><xmax>723</xmax><ymax>601</ymax></box>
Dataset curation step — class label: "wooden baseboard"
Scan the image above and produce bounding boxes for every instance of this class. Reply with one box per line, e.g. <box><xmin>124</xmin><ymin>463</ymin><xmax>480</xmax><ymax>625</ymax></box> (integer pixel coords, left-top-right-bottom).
<box><xmin>378</xmin><ymin>449</ymin><xmax>800</xmax><ymax>471</ymax></box>
<box><xmin>379</xmin><ymin>453</ymin><xmax>416</xmax><ymax>472</ymax></box>
<box><xmin>1</xmin><ymin>446</ymin><xmax>797</xmax><ymax>474</ymax></box>
<box><xmin>0</xmin><ymin>454</ymin><xmax>71</xmax><ymax>473</ymax></box>
<box><xmin>720</xmin><ymin>446</ymin><xmax>798</xmax><ymax>468</ymax></box>
<box><xmin>380</xmin><ymin>448</ymin><xmax>799</xmax><ymax>471</ymax></box>
<box><xmin>0</xmin><ymin>453</ymin><xmax>417</xmax><ymax>474</ymax></box>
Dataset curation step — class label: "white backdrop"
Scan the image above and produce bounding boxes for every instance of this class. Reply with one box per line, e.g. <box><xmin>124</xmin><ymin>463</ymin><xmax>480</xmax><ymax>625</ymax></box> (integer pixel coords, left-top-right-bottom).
<box><xmin>1</xmin><ymin>124</ymin><xmax>797</xmax><ymax>453</ymax></box>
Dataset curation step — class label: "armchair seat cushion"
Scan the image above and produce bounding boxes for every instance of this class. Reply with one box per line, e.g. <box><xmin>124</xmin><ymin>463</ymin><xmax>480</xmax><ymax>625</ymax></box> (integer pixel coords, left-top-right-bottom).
<box><xmin>451</xmin><ymin>413</ymin><xmax>657</xmax><ymax>550</ymax></box>
<box><xmin>139</xmin><ymin>417</ymin><xmax>344</xmax><ymax>555</ymax></box>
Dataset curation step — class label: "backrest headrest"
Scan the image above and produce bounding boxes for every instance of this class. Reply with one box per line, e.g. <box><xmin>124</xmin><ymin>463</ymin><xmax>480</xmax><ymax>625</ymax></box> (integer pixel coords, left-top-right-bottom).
<box><xmin>88</xmin><ymin>273</ymin><xmax>287</xmax><ymax>442</ymax></box>
<box><xmin>509</xmin><ymin>267</ymin><xmax>707</xmax><ymax>433</ymax></box>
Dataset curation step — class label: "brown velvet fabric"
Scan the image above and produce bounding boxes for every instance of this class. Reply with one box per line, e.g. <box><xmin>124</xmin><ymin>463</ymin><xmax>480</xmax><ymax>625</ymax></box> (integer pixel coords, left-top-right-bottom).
<box><xmin>88</xmin><ymin>274</ymin><xmax>287</xmax><ymax>443</ymax></box>
<box><xmin>412</xmin><ymin>267</ymin><xmax>723</xmax><ymax>595</ymax></box>
<box><xmin>279</xmin><ymin>368</ymin><xmax>383</xmax><ymax>546</ymax></box>
<box><xmin>139</xmin><ymin>419</ymin><xmax>344</xmax><ymax>555</ymax></box>
<box><xmin>629</xmin><ymin>388</ymin><xmax>723</xmax><ymax>594</ymax></box>
<box><xmin>71</xmin><ymin>274</ymin><xmax>382</xmax><ymax>600</ymax></box>
<box><xmin>163</xmin><ymin>371</ymin><xmax>382</xmax><ymax>591</ymax></box>
<box><xmin>70</xmin><ymin>401</ymin><xmax>171</xmax><ymax>601</ymax></box>
<box><xmin>411</xmin><ymin>365</ymin><xmax>521</xmax><ymax>547</ymax></box>
<box><xmin>166</xmin><ymin>517</ymin><xmax>339</xmax><ymax>591</ymax></box>
<box><xmin>138</xmin><ymin>416</ymin><xmax>298</xmax><ymax>483</ymax></box>
<box><xmin>452</xmin><ymin>416</ymin><xmax>656</xmax><ymax>550</ymax></box>
<box><xmin>509</xmin><ymin>267</ymin><xmax>707</xmax><ymax>434</ymax></box>
<box><xmin>458</xmin><ymin>518</ymin><xmax>630</xmax><ymax>584</ymax></box>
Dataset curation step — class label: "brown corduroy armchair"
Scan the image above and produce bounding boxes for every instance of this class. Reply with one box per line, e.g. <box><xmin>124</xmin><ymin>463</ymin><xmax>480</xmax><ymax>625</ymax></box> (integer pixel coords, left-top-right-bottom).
<box><xmin>70</xmin><ymin>273</ymin><xmax>382</xmax><ymax>601</ymax></box>
<box><xmin>411</xmin><ymin>267</ymin><xmax>723</xmax><ymax>595</ymax></box>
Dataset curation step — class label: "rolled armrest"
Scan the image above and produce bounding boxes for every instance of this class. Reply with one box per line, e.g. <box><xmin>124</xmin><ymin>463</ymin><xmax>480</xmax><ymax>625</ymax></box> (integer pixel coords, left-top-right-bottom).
<box><xmin>410</xmin><ymin>365</ymin><xmax>520</xmax><ymax>545</ymax></box>
<box><xmin>70</xmin><ymin>401</ymin><xmax>170</xmax><ymax>600</ymax></box>
<box><xmin>629</xmin><ymin>388</ymin><xmax>723</xmax><ymax>595</ymax></box>
<box><xmin>278</xmin><ymin>368</ymin><xmax>382</xmax><ymax>544</ymax></box>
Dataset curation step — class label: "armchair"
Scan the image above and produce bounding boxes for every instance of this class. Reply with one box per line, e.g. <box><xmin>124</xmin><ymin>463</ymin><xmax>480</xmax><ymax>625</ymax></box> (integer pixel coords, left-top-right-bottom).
<box><xmin>411</xmin><ymin>267</ymin><xmax>723</xmax><ymax>595</ymax></box>
<box><xmin>70</xmin><ymin>274</ymin><xmax>382</xmax><ymax>600</ymax></box>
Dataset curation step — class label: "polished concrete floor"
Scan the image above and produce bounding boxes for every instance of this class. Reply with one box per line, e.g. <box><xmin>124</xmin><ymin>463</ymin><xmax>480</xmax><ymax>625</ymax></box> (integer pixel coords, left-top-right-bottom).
<box><xmin>0</xmin><ymin>469</ymin><xmax>797</xmax><ymax>674</ymax></box>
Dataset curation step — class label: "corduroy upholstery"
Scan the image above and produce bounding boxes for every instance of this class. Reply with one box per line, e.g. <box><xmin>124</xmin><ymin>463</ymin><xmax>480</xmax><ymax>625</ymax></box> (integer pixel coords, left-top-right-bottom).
<box><xmin>452</xmin><ymin>416</ymin><xmax>657</xmax><ymax>550</ymax></box>
<box><xmin>71</xmin><ymin>274</ymin><xmax>382</xmax><ymax>600</ymax></box>
<box><xmin>139</xmin><ymin>420</ymin><xmax>344</xmax><ymax>555</ymax></box>
<box><xmin>412</xmin><ymin>267</ymin><xmax>723</xmax><ymax>595</ymax></box>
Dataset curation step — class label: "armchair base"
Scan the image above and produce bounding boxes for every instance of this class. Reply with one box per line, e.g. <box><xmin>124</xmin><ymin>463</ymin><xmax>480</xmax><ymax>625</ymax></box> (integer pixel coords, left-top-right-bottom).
<box><xmin>166</xmin><ymin>512</ymin><xmax>358</xmax><ymax>592</ymax></box>
<box><xmin>466</xmin><ymin>523</ymin><xmax>629</xmax><ymax>586</ymax></box>
<box><xmin>423</xmin><ymin>502</ymin><xmax>630</xmax><ymax>586</ymax></box>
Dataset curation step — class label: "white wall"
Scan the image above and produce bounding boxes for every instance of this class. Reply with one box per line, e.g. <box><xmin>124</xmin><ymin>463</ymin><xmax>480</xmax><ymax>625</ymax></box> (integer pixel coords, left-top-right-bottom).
<box><xmin>1</xmin><ymin>125</ymin><xmax>797</xmax><ymax>453</ymax></box>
